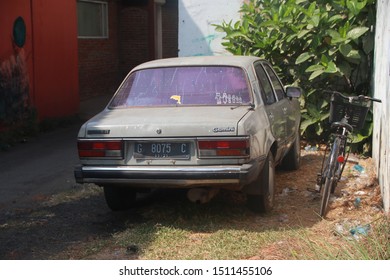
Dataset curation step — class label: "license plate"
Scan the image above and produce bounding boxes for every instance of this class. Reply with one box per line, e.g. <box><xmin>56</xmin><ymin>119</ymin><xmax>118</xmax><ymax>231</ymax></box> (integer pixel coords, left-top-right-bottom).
<box><xmin>134</xmin><ymin>142</ymin><xmax>190</xmax><ymax>159</ymax></box>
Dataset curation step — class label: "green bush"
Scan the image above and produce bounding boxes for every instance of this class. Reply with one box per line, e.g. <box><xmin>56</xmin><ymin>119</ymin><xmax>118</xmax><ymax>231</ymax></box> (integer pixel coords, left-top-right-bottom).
<box><xmin>215</xmin><ymin>0</ymin><xmax>376</xmax><ymax>146</ymax></box>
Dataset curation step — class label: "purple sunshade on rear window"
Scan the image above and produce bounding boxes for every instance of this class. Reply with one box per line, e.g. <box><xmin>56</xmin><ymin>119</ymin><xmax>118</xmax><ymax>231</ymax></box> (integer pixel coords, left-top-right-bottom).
<box><xmin>109</xmin><ymin>66</ymin><xmax>251</xmax><ymax>108</ymax></box>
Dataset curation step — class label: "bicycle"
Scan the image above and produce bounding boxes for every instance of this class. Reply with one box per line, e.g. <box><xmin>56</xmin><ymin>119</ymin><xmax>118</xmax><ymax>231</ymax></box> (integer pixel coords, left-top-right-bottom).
<box><xmin>315</xmin><ymin>90</ymin><xmax>381</xmax><ymax>218</ymax></box>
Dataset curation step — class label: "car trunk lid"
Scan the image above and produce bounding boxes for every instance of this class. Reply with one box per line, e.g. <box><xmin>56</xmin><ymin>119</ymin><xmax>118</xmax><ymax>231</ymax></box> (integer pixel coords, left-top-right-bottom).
<box><xmin>84</xmin><ymin>106</ymin><xmax>251</xmax><ymax>138</ymax></box>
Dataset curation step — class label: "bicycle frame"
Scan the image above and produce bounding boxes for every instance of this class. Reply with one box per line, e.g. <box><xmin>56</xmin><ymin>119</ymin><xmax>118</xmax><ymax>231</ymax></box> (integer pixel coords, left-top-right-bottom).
<box><xmin>316</xmin><ymin>90</ymin><xmax>380</xmax><ymax>218</ymax></box>
<box><xmin>317</xmin><ymin>126</ymin><xmax>349</xmax><ymax>190</ymax></box>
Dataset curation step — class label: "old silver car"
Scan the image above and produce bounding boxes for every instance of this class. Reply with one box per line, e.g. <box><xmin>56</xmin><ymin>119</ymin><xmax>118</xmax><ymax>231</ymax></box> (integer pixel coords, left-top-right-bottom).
<box><xmin>74</xmin><ymin>56</ymin><xmax>301</xmax><ymax>213</ymax></box>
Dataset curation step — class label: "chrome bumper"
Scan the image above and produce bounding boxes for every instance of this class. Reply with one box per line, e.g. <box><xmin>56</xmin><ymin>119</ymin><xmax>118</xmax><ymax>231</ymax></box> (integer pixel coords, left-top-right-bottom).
<box><xmin>74</xmin><ymin>163</ymin><xmax>260</xmax><ymax>189</ymax></box>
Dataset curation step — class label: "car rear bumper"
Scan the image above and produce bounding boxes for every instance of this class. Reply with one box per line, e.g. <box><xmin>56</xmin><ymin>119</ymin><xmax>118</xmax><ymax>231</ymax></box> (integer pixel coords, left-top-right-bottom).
<box><xmin>74</xmin><ymin>163</ymin><xmax>261</xmax><ymax>190</ymax></box>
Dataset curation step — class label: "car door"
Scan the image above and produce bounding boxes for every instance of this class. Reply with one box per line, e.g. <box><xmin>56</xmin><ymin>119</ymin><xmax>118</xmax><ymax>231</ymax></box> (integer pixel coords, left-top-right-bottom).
<box><xmin>254</xmin><ymin>62</ymin><xmax>288</xmax><ymax>160</ymax></box>
<box><xmin>262</xmin><ymin>63</ymin><xmax>298</xmax><ymax>144</ymax></box>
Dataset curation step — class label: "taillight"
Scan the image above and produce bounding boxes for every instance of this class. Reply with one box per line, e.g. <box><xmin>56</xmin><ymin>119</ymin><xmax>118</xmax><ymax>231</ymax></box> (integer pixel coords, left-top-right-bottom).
<box><xmin>78</xmin><ymin>140</ymin><xmax>123</xmax><ymax>158</ymax></box>
<box><xmin>198</xmin><ymin>138</ymin><xmax>250</xmax><ymax>158</ymax></box>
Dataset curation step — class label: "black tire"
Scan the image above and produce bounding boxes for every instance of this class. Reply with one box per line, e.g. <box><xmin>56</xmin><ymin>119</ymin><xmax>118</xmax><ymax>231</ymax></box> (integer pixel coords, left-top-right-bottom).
<box><xmin>319</xmin><ymin>137</ymin><xmax>341</xmax><ymax>217</ymax></box>
<box><xmin>247</xmin><ymin>153</ymin><xmax>275</xmax><ymax>213</ymax></box>
<box><xmin>331</xmin><ymin>163</ymin><xmax>342</xmax><ymax>194</ymax></box>
<box><xmin>281</xmin><ymin>133</ymin><xmax>301</xmax><ymax>171</ymax></box>
<box><xmin>331</xmin><ymin>138</ymin><xmax>347</xmax><ymax>193</ymax></box>
<box><xmin>103</xmin><ymin>186</ymin><xmax>137</xmax><ymax>211</ymax></box>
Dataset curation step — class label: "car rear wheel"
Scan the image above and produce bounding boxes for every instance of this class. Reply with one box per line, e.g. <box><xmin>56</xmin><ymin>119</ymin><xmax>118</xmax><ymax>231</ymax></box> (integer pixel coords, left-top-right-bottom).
<box><xmin>280</xmin><ymin>133</ymin><xmax>301</xmax><ymax>171</ymax></box>
<box><xmin>246</xmin><ymin>153</ymin><xmax>275</xmax><ymax>213</ymax></box>
<box><xmin>103</xmin><ymin>186</ymin><xmax>136</xmax><ymax>211</ymax></box>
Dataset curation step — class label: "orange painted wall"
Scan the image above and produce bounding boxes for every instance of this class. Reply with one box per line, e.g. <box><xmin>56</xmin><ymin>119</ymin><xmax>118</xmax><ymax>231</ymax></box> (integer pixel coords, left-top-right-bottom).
<box><xmin>0</xmin><ymin>0</ymin><xmax>34</xmax><ymax>106</ymax></box>
<box><xmin>0</xmin><ymin>0</ymin><xmax>79</xmax><ymax>121</ymax></box>
<box><xmin>0</xmin><ymin>0</ymin><xmax>32</xmax><ymax>63</ymax></box>
<box><xmin>31</xmin><ymin>0</ymin><xmax>79</xmax><ymax>119</ymax></box>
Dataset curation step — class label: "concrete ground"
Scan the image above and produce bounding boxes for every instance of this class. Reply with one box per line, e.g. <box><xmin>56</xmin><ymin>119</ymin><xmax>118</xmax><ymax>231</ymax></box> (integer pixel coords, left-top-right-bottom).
<box><xmin>0</xmin><ymin>94</ymin><xmax>113</xmax><ymax>209</ymax></box>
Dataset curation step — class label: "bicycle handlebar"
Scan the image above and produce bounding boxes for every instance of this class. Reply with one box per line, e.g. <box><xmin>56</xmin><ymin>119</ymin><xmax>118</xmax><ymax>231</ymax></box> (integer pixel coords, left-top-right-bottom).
<box><xmin>323</xmin><ymin>90</ymin><xmax>382</xmax><ymax>103</ymax></box>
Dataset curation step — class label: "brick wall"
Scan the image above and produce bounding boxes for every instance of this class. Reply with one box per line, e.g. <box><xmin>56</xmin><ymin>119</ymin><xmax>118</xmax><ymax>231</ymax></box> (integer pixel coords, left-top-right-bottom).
<box><xmin>78</xmin><ymin>0</ymin><xmax>120</xmax><ymax>100</ymax></box>
<box><xmin>119</xmin><ymin>5</ymin><xmax>149</xmax><ymax>79</ymax></box>
<box><xmin>78</xmin><ymin>0</ymin><xmax>178</xmax><ymax>100</ymax></box>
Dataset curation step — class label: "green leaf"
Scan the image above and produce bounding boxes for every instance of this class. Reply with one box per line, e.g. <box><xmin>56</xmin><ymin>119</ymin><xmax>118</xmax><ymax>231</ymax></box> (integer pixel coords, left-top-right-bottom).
<box><xmin>346</xmin><ymin>49</ymin><xmax>361</xmax><ymax>59</ymax></box>
<box><xmin>347</xmin><ymin>27</ymin><xmax>369</xmax><ymax>40</ymax></box>
<box><xmin>321</xmin><ymin>54</ymin><xmax>329</xmax><ymax>65</ymax></box>
<box><xmin>347</xmin><ymin>0</ymin><xmax>367</xmax><ymax>16</ymax></box>
<box><xmin>214</xmin><ymin>26</ymin><xmax>223</xmax><ymax>33</ymax></box>
<box><xmin>326</xmin><ymin>29</ymin><xmax>341</xmax><ymax>40</ymax></box>
<box><xmin>296</xmin><ymin>52</ymin><xmax>312</xmax><ymax>64</ymax></box>
<box><xmin>307</xmin><ymin>2</ymin><xmax>316</xmax><ymax>17</ymax></box>
<box><xmin>309</xmin><ymin>69</ymin><xmax>324</xmax><ymax>80</ymax></box>
<box><xmin>320</xmin><ymin>111</ymin><xmax>330</xmax><ymax>121</ymax></box>
<box><xmin>306</xmin><ymin>88</ymin><xmax>317</xmax><ymax>98</ymax></box>
<box><xmin>324</xmin><ymin>61</ymin><xmax>338</xmax><ymax>73</ymax></box>
<box><xmin>305</xmin><ymin>64</ymin><xmax>325</xmax><ymax>72</ymax></box>
<box><xmin>298</xmin><ymin>29</ymin><xmax>311</xmax><ymax>38</ymax></box>
<box><xmin>225</xmin><ymin>32</ymin><xmax>254</xmax><ymax>43</ymax></box>
<box><xmin>331</xmin><ymin>36</ymin><xmax>349</xmax><ymax>44</ymax></box>
<box><xmin>339</xmin><ymin>43</ymin><xmax>353</xmax><ymax>57</ymax></box>
<box><xmin>329</xmin><ymin>14</ymin><xmax>344</xmax><ymax>22</ymax></box>
<box><xmin>259</xmin><ymin>20</ymin><xmax>278</xmax><ymax>28</ymax></box>
<box><xmin>310</xmin><ymin>15</ymin><xmax>320</xmax><ymax>27</ymax></box>
<box><xmin>286</xmin><ymin>34</ymin><xmax>298</xmax><ymax>43</ymax></box>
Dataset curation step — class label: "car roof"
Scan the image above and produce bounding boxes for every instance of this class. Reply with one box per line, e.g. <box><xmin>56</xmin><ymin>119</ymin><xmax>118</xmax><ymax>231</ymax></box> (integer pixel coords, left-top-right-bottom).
<box><xmin>131</xmin><ymin>55</ymin><xmax>267</xmax><ymax>72</ymax></box>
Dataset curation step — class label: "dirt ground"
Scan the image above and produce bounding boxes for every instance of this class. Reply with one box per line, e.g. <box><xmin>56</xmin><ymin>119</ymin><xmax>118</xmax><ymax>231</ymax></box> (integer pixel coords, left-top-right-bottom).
<box><xmin>0</xmin><ymin>145</ymin><xmax>387</xmax><ymax>260</ymax></box>
<box><xmin>255</xmin><ymin>146</ymin><xmax>386</xmax><ymax>259</ymax></box>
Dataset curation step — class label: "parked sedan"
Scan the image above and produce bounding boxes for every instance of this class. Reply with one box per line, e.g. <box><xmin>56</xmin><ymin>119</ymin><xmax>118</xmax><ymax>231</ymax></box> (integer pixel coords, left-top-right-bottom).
<box><xmin>74</xmin><ymin>56</ymin><xmax>302</xmax><ymax>213</ymax></box>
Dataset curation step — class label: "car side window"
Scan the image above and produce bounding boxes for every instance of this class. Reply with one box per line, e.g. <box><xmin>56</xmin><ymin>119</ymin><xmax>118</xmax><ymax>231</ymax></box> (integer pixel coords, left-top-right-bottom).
<box><xmin>264</xmin><ymin>64</ymin><xmax>285</xmax><ymax>101</ymax></box>
<box><xmin>254</xmin><ymin>63</ymin><xmax>276</xmax><ymax>105</ymax></box>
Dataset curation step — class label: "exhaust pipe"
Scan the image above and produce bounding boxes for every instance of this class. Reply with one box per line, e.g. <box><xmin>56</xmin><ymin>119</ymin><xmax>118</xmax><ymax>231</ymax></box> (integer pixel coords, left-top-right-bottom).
<box><xmin>187</xmin><ymin>188</ymin><xmax>220</xmax><ymax>204</ymax></box>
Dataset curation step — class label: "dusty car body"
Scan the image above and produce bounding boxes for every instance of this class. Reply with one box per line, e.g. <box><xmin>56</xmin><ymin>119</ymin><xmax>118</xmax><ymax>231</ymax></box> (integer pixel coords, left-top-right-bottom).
<box><xmin>74</xmin><ymin>56</ymin><xmax>301</xmax><ymax>212</ymax></box>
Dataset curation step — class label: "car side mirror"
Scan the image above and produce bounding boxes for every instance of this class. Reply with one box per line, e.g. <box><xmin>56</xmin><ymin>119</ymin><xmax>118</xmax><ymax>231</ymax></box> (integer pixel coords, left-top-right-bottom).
<box><xmin>286</xmin><ymin>86</ymin><xmax>302</xmax><ymax>99</ymax></box>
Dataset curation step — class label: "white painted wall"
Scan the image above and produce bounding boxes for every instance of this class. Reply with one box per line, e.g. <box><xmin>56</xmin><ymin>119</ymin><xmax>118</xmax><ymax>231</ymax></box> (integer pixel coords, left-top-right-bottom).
<box><xmin>178</xmin><ymin>0</ymin><xmax>243</xmax><ymax>56</ymax></box>
<box><xmin>373</xmin><ymin>0</ymin><xmax>390</xmax><ymax>213</ymax></box>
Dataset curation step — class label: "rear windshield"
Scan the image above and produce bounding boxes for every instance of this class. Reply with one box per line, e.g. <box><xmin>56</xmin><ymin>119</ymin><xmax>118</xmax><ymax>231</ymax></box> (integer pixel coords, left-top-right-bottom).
<box><xmin>109</xmin><ymin>66</ymin><xmax>251</xmax><ymax>108</ymax></box>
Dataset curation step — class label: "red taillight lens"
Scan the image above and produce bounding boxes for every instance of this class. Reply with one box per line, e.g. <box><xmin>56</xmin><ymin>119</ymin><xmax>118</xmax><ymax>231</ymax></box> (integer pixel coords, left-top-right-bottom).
<box><xmin>78</xmin><ymin>140</ymin><xmax>123</xmax><ymax>158</ymax></box>
<box><xmin>198</xmin><ymin>139</ymin><xmax>250</xmax><ymax>158</ymax></box>
<box><xmin>198</xmin><ymin>140</ymin><xmax>248</xmax><ymax>149</ymax></box>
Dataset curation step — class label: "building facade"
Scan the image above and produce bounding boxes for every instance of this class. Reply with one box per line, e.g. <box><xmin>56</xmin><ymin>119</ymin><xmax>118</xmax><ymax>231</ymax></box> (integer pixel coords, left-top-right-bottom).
<box><xmin>0</xmin><ymin>0</ymin><xmax>178</xmax><ymax>129</ymax></box>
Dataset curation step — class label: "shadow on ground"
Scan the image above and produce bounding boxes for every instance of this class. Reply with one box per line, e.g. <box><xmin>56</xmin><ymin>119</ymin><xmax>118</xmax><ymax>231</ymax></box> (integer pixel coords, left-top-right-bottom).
<box><xmin>0</xmin><ymin>151</ymin><xmax>325</xmax><ymax>259</ymax></box>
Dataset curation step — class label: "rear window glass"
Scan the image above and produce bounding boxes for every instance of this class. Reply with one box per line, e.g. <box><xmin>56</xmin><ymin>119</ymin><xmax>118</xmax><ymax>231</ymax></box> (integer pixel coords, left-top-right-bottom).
<box><xmin>109</xmin><ymin>66</ymin><xmax>251</xmax><ymax>108</ymax></box>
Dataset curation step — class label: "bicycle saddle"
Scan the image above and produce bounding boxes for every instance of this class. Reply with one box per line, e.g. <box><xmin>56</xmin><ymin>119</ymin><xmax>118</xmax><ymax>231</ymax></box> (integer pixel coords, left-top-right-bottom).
<box><xmin>331</xmin><ymin>121</ymin><xmax>353</xmax><ymax>132</ymax></box>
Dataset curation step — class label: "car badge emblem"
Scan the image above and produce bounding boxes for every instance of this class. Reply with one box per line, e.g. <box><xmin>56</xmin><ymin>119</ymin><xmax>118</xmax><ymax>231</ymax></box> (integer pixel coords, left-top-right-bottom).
<box><xmin>213</xmin><ymin>127</ymin><xmax>235</xmax><ymax>133</ymax></box>
<box><xmin>87</xmin><ymin>129</ymin><xmax>110</xmax><ymax>135</ymax></box>
<box><xmin>156</xmin><ymin>129</ymin><xmax>162</xmax><ymax>134</ymax></box>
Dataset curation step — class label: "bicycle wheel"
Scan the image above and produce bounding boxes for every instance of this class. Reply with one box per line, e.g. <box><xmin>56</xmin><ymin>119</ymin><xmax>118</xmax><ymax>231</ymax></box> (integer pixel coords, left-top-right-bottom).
<box><xmin>320</xmin><ymin>137</ymin><xmax>341</xmax><ymax>217</ymax></box>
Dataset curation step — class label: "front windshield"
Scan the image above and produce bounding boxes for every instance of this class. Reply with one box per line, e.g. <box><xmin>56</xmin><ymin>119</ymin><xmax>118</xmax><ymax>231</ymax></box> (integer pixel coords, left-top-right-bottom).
<box><xmin>109</xmin><ymin>66</ymin><xmax>251</xmax><ymax>108</ymax></box>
